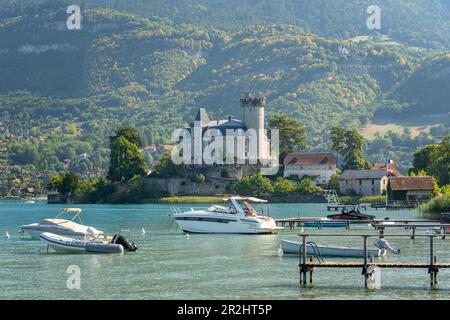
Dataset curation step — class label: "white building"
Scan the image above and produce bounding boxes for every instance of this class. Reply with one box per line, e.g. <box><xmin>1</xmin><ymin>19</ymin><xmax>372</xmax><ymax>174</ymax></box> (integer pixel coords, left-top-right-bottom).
<box><xmin>283</xmin><ymin>152</ymin><xmax>337</xmax><ymax>185</ymax></box>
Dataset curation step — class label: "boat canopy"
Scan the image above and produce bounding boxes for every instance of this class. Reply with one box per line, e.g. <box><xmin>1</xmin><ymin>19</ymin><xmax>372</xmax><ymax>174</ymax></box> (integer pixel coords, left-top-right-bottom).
<box><xmin>223</xmin><ymin>196</ymin><xmax>268</xmax><ymax>203</ymax></box>
<box><xmin>63</xmin><ymin>208</ymin><xmax>82</xmax><ymax>213</ymax></box>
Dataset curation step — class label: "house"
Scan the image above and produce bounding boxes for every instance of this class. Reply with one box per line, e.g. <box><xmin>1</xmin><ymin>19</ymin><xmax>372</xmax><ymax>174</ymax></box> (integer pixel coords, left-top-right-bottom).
<box><xmin>388</xmin><ymin>176</ymin><xmax>435</xmax><ymax>201</ymax></box>
<box><xmin>283</xmin><ymin>152</ymin><xmax>337</xmax><ymax>185</ymax></box>
<box><xmin>338</xmin><ymin>170</ymin><xmax>388</xmax><ymax>196</ymax></box>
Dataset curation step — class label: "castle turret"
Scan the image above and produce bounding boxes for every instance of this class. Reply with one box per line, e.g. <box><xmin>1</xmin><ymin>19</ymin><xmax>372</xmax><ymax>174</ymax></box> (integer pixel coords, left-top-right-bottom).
<box><xmin>240</xmin><ymin>93</ymin><xmax>269</xmax><ymax>161</ymax></box>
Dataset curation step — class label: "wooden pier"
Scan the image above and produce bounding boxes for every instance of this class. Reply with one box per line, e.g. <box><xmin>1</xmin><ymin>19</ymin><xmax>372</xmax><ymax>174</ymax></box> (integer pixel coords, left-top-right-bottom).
<box><xmin>297</xmin><ymin>234</ymin><xmax>449</xmax><ymax>289</ymax></box>
<box><xmin>275</xmin><ymin>217</ymin><xmax>439</xmax><ymax>230</ymax></box>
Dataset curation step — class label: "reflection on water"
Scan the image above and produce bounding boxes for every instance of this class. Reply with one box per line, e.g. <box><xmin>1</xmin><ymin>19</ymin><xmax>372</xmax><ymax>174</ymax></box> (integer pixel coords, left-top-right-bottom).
<box><xmin>0</xmin><ymin>201</ymin><xmax>449</xmax><ymax>299</ymax></box>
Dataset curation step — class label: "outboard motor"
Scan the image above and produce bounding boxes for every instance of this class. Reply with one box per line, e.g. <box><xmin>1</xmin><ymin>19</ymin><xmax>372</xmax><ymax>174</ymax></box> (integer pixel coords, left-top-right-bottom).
<box><xmin>375</xmin><ymin>238</ymin><xmax>400</xmax><ymax>254</ymax></box>
<box><xmin>112</xmin><ymin>234</ymin><xmax>138</xmax><ymax>252</ymax></box>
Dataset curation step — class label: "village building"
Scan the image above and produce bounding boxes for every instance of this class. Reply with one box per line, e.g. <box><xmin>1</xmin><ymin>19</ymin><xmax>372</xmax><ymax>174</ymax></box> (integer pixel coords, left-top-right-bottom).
<box><xmin>283</xmin><ymin>152</ymin><xmax>337</xmax><ymax>185</ymax></box>
<box><xmin>388</xmin><ymin>176</ymin><xmax>435</xmax><ymax>201</ymax></box>
<box><xmin>338</xmin><ymin>169</ymin><xmax>388</xmax><ymax>196</ymax></box>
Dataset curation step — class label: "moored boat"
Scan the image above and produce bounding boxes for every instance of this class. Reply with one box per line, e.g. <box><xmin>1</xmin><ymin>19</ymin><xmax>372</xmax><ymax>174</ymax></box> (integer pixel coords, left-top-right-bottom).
<box><xmin>39</xmin><ymin>232</ymin><xmax>137</xmax><ymax>254</ymax></box>
<box><xmin>281</xmin><ymin>239</ymin><xmax>385</xmax><ymax>257</ymax></box>
<box><xmin>20</xmin><ymin>208</ymin><xmax>103</xmax><ymax>240</ymax></box>
<box><xmin>303</xmin><ymin>218</ymin><xmax>348</xmax><ymax>228</ymax></box>
<box><xmin>171</xmin><ymin>196</ymin><xmax>282</xmax><ymax>234</ymax></box>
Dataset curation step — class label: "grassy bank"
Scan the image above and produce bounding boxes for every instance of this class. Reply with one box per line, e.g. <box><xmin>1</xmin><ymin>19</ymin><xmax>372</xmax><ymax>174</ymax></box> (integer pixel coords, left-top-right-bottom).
<box><xmin>339</xmin><ymin>195</ymin><xmax>385</xmax><ymax>205</ymax></box>
<box><xmin>418</xmin><ymin>195</ymin><xmax>450</xmax><ymax>219</ymax></box>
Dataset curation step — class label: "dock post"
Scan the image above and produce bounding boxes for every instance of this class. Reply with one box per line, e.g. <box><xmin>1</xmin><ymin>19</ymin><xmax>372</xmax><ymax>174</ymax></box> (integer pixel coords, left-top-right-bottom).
<box><xmin>309</xmin><ymin>256</ymin><xmax>314</xmax><ymax>287</ymax></box>
<box><xmin>411</xmin><ymin>227</ymin><xmax>416</xmax><ymax>240</ymax></box>
<box><xmin>299</xmin><ymin>235</ymin><xmax>308</xmax><ymax>286</ymax></box>
<box><xmin>442</xmin><ymin>227</ymin><xmax>446</xmax><ymax>240</ymax></box>
<box><xmin>429</xmin><ymin>236</ymin><xmax>439</xmax><ymax>289</ymax></box>
<box><xmin>363</xmin><ymin>236</ymin><xmax>369</xmax><ymax>289</ymax></box>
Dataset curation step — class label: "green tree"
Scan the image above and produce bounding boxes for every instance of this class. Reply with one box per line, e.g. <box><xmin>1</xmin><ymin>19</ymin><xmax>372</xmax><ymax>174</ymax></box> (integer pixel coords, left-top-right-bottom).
<box><xmin>412</xmin><ymin>144</ymin><xmax>439</xmax><ymax>173</ymax></box>
<box><xmin>108</xmin><ymin>136</ymin><xmax>148</xmax><ymax>182</ymax></box>
<box><xmin>296</xmin><ymin>178</ymin><xmax>322</xmax><ymax>195</ymax></box>
<box><xmin>330</xmin><ymin>126</ymin><xmax>346</xmax><ymax>167</ymax></box>
<box><xmin>47</xmin><ymin>175</ymin><xmax>63</xmax><ymax>191</ymax></box>
<box><xmin>59</xmin><ymin>172</ymin><xmax>81</xmax><ymax>195</ymax></box>
<box><xmin>272</xmin><ymin>177</ymin><xmax>296</xmax><ymax>196</ymax></box>
<box><xmin>342</xmin><ymin>129</ymin><xmax>371</xmax><ymax>170</ymax></box>
<box><xmin>110</xmin><ymin>125</ymin><xmax>145</xmax><ymax>149</ymax></box>
<box><xmin>233</xmin><ymin>174</ymin><xmax>274</xmax><ymax>196</ymax></box>
<box><xmin>152</xmin><ymin>152</ymin><xmax>185</xmax><ymax>177</ymax></box>
<box><xmin>268</xmin><ymin>114</ymin><xmax>306</xmax><ymax>163</ymax></box>
<box><xmin>428</xmin><ymin>135</ymin><xmax>450</xmax><ymax>186</ymax></box>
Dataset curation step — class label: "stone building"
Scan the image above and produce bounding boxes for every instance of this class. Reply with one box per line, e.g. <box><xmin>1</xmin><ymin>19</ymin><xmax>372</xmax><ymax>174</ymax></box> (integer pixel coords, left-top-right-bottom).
<box><xmin>338</xmin><ymin>169</ymin><xmax>388</xmax><ymax>196</ymax></box>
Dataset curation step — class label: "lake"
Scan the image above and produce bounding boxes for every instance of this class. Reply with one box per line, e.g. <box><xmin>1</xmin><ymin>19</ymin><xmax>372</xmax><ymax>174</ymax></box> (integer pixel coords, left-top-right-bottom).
<box><xmin>0</xmin><ymin>200</ymin><xmax>449</xmax><ymax>299</ymax></box>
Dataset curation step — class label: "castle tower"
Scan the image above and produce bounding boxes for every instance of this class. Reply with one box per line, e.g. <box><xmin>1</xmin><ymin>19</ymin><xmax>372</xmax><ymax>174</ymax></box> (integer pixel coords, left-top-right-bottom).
<box><xmin>240</xmin><ymin>92</ymin><xmax>269</xmax><ymax>161</ymax></box>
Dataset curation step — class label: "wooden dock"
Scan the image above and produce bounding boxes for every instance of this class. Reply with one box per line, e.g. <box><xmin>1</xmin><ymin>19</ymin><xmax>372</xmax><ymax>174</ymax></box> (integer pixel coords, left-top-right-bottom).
<box><xmin>297</xmin><ymin>234</ymin><xmax>447</xmax><ymax>289</ymax></box>
<box><xmin>275</xmin><ymin>217</ymin><xmax>439</xmax><ymax>230</ymax></box>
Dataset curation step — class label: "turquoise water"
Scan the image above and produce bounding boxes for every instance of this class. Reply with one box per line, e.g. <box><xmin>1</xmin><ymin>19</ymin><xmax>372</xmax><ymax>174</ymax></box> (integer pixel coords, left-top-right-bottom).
<box><xmin>0</xmin><ymin>200</ymin><xmax>449</xmax><ymax>300</ymax></box>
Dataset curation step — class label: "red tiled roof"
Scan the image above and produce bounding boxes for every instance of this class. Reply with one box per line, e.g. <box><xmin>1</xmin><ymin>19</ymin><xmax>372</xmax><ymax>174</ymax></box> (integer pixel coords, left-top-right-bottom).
<box><xmin>389</xmin><ymin>177</ymin><xmax>435</xmax><ymax>191</ymax></box>
<box><xmin>372</xmin><ymin>163</ymin><xmax>402</xmax><ymax>176</ymax></box>
<box><xmin>284</xmin><ymin>152</ymin><xmax>337</xmax><ymax>166</ymax></box>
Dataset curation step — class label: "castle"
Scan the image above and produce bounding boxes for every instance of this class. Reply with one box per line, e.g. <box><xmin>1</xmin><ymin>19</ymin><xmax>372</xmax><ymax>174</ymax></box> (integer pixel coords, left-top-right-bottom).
<box><xmin>185</xmin><ymin>92</ymin><xmax>273</xmax><ymax>168</ymax></box>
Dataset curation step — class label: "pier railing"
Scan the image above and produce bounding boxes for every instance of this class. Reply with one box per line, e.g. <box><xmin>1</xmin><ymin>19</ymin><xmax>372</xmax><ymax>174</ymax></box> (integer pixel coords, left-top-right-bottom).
<box><xmin>297</xmin><ymin>233</ymin><xmax>450</xmax><ymax>289</ymax></box>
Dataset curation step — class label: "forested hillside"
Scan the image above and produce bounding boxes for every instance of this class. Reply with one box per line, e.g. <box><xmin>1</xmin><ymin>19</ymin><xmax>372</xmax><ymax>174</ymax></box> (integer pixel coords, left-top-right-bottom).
<box><xmin>0</xmin><ymin>1</ymin><xmax>448</xmax><ymax>195</ymax></box>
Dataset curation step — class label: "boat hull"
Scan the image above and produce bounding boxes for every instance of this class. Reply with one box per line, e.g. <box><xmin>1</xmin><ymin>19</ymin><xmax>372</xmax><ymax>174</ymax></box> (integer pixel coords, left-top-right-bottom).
<box><xmin>174</xmin><ymin>215</ymin><xmax>280</xmax><ymax>234</ymax></box>
<box><xmin>303</xmin><ymin>221</ymin><xmax>348</xmax><ymax>228</ymax></box>
<box><xmin>40</xmin><ymin>232</ymin><xmax>124</xmax><ymax>254</ymax></box>
<box><xmin>281</xmin><ymin>239</ymin><xmax>384</xmax><ymax>257</ymax></box>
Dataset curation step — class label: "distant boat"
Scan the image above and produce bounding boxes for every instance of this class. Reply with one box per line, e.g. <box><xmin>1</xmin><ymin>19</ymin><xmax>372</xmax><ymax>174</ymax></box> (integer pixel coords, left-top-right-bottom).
<box><xmin>281</xmin><ymin>239</ymin><xmax>385</xmax><ymax>258</ymax></box>
<box><xmin>23</xmin><ymin>200</ymin><xmax>35</xmax><ymax>204</ymax></box>
<box><xmin>327</xmin><ymin>207</ymin><xmax>375</xmax><ymax>221</ymax></box>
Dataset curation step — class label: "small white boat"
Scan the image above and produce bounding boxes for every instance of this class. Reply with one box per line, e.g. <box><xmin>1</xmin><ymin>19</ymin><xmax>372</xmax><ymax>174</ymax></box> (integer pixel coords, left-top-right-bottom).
<box><xmin>281</xmin><ymin>239</ymin><xmax>385</xmax><ymax>258</ymax></box>
<box><xmin>20</xmin><ymin>208</ymin><xmax>103</xmax><ymax>240</ymax></box>
<box><xmin>39</xmin><ymin>232</ymin><xmax>137</xmax><ymax>254</ymax></box>
<box><xmin>171</xmin><ymin>196</ymin><xmax>282</xmax><ymax>234</ymax></box>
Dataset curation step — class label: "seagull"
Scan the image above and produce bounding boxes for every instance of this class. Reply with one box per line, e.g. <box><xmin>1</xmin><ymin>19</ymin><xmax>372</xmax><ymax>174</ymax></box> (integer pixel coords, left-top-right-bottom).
<box><xmin>141</xmin><ymin>227</ymin><xmax>146</xmax><ymax>235</ymax></box>
<box><xmin>5</xmin><ymin>231</ymin><xmax>10</xmax><ymax>240</ymax></box>
<box><xmin>186</xmin><ymin>234</ymin><xmax>190</xmax><ymax>240</ymax></box>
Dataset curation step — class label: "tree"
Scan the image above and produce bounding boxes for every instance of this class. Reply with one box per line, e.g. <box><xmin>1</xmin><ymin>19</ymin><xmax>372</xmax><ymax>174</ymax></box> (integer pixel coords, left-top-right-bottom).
<box><xmin>59</xmin><ymin>172</ymin><xmax>80</xmax><ymax>195</ymax></box>
<box><xmin>233</xmin><ymin>174</ymin><xmax>274</xmax><ymax>196</ymax></box>
<box><xmin>152</xmin><ymin>152</ymin><xmax>185</xmax><ymax>177</ymax></box>
<box><xmin>110</xmin><ymin>125</ymin><xmax>145</xmax><ymax>149</ymax></box>
<box><xmin>48</xmin><ymin>175</ymin><xmax>63</xmax><ymax>191</ymax></box>
<box><xmin>108</xmin><ymin>136</ymin><xmax>148</xmax><ymax>182</ymax></box>
<box><xmin>296</xmin><ymin>178</ymin><xmax>322</xmax><ymax>195</ymax></box>
<box><xmin>412</xmin><ymin>144</ymin><xmax>439</xmax><ymax>173</ymax></box>
<box><xmin>268</xmin><ymin>114</ymin><xmax>306</xmax><ymax>163</ymax></box>
<box><xmin>272</xmin><ymin>177</ymin><xmax>296</xmax><ymax>196</ymax></box>
<box><xmin>342</xmin><ymin>129</ymin><xmax>371</xmax><ymax>170</ymax></box>
<box><xmin>427</xmin><ymin>135</ymin><xmax>450</xmax><ymax>186</ymax></box>
<box><xmin>330</xmin><ymin>126</ymin><xmax>346</xmax><ymax>167</ymax></box>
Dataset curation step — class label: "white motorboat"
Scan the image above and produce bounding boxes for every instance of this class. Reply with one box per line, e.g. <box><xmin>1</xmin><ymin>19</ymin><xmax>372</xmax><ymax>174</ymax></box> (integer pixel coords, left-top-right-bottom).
<box><xmin>171</xmin><ymin>196</ymin><xmax>282</xmax><ymax>234</ymax></box>
<box><xmin>39</xmin><ymin>232</ymin><xmax>135</xmax><ymax>254</ymax></box>
<box><xmin>20</xmin><ymin>208</ymin><xmax>103</xmax><ymax>240</ymax></box>
<box><xmin>281</xmin><ymin>239</ymin><xmax>385</xmax><ymax>257</ymax></box>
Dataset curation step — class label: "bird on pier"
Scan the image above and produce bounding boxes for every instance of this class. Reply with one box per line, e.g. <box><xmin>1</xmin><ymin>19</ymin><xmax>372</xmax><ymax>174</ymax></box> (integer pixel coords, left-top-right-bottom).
<box><xmin>5</xmin><ymin>231</ymin><xmax>10</xmax><ymax>240</ymax></box>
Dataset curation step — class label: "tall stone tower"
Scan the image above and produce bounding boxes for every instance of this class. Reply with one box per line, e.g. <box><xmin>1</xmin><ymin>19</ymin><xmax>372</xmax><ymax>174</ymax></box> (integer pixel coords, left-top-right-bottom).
<box><xmin>240</xmin><ymin>92</ymin><xmax>269</xmax><ymax>161</ymax></box>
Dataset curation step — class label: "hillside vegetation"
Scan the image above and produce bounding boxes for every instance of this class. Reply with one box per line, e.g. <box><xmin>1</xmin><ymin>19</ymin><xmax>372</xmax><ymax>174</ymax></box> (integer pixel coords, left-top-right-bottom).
<box><xmin>0</xmin><ymin>1</ymin><xmax>448</xmax><ymax>194</ymax></box>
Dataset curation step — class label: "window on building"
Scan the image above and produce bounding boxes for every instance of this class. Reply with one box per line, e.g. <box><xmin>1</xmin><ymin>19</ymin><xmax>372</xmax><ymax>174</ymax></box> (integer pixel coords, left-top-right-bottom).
<box><xmin>372</xmin><ymin>180</ymin><xmax>375</xmax><ymax>185</ymax></box>
<box><xmin>359</xmin><ymin>180</ymin><xmax>362</xmax><ymax>185</ymax></box>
